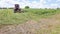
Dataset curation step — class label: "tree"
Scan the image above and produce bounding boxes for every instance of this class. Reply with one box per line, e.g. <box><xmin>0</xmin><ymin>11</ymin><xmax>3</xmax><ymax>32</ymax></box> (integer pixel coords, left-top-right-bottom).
<box><xmin>25</xmin><ymin>6</ymin><xmax>29</xmax><ymax>9</ymax></box>
<box><xmin>57</xmin><ymin>8</ymin><xmax>60</xmax><ymax>10</ymax></box>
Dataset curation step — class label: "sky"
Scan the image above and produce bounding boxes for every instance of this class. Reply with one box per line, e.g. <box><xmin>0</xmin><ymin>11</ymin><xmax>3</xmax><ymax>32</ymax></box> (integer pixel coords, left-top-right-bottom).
<box><xmin>0</xmin><ymin>0</ymin><xmax>60</xmax><ymax>8</ymax></box>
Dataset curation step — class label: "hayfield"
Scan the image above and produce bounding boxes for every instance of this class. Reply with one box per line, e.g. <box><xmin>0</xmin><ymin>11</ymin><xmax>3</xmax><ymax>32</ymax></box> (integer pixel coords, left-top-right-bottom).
<box><xmin>0</xmin><ymin>8</ymin><xmax>60</xmax><ymax>34</ymax></box>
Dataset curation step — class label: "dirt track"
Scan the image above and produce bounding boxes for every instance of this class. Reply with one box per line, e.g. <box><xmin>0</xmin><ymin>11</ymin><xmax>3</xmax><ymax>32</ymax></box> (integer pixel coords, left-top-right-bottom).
<box><xmin>0</xmin><ymin>14</ymin><xmax>60</xmax><ymax>34</ymax></box>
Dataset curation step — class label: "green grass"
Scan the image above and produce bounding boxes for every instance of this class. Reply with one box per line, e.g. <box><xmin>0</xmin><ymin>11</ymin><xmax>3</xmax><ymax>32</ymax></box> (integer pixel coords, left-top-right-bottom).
<box><xmin>0</xmin><ymin>8</ymin><xmax>60</xmax><ymax>34</ymax></box>
<box><xmin>0</xmin><ymin>8</ymin><xmax>60</xmax><ymax>24</ymax></box>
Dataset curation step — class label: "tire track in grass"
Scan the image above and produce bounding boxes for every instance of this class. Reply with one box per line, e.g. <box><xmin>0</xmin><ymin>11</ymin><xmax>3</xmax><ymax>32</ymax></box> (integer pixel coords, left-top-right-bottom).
<box><xmin>0</xmin><ymin>14</ymin><xmax>60</xmax><ymax>34</ymax></box>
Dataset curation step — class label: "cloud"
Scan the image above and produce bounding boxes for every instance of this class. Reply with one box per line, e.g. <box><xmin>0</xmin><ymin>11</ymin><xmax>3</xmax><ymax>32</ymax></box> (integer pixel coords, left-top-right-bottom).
<box><xmin>57</xmin><ymin>0</ymin><xmax>60</xmax><ymax>1</ymax></box>
<box><xmin>0</xmin><ymin>0</ymin><xmax>60</xmax><ymax>8</ymax></box>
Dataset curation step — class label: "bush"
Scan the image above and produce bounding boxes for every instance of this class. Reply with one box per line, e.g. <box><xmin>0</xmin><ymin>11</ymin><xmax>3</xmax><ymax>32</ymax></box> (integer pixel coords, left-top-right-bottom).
<box><xmin>25</xmin><ymin>6</ymin><xmax>30</xmax><ymax>9</ymax></box>
<box><xmin>57</xmin><ymin>8</ymin><xmax>60</xmax><ymax>10</ymax></box>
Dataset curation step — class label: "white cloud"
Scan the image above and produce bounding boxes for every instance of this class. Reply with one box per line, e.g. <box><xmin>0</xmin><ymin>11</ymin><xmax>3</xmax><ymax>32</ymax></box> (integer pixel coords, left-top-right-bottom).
<box><xmin>57</xmin><ymin>0</ymin><xmax>60</xmax><ymax>1</ymax></box>
<box><xmin>0</xmin><ymin>0</ymin><xmax>60</xmax><ymax>8</ymax></box>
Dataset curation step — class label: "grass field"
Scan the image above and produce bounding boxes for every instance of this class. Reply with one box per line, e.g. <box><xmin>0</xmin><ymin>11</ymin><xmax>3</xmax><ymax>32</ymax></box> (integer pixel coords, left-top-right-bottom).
<box><xmin>0</xmin><ymin>8</ymin><xmax>60</xmax><ymax>24</ymax></box>
<box><xmin>0</xmin><ymin>8</ymin><xmax>60</xmax><ymax>34</ymax></box>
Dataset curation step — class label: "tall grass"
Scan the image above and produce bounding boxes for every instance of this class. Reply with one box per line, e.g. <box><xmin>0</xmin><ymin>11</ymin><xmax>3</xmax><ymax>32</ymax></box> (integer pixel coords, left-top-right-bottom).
<box><xmin>0</xmin><ymin>9</ymin><xmax>60</xmax><ymax>24</ymax></box>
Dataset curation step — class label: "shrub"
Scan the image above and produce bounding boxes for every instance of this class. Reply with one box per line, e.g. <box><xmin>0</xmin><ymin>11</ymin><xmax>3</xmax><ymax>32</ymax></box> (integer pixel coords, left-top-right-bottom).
<box><xmin>25</xmin><ymin>6</ymin><xmax>30</xmax><ymax>9</ymax></box>
<box><xmin>57</xmin><ymin>8</ymin><xmax>60</xmax><ymax>10</ymax></box>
